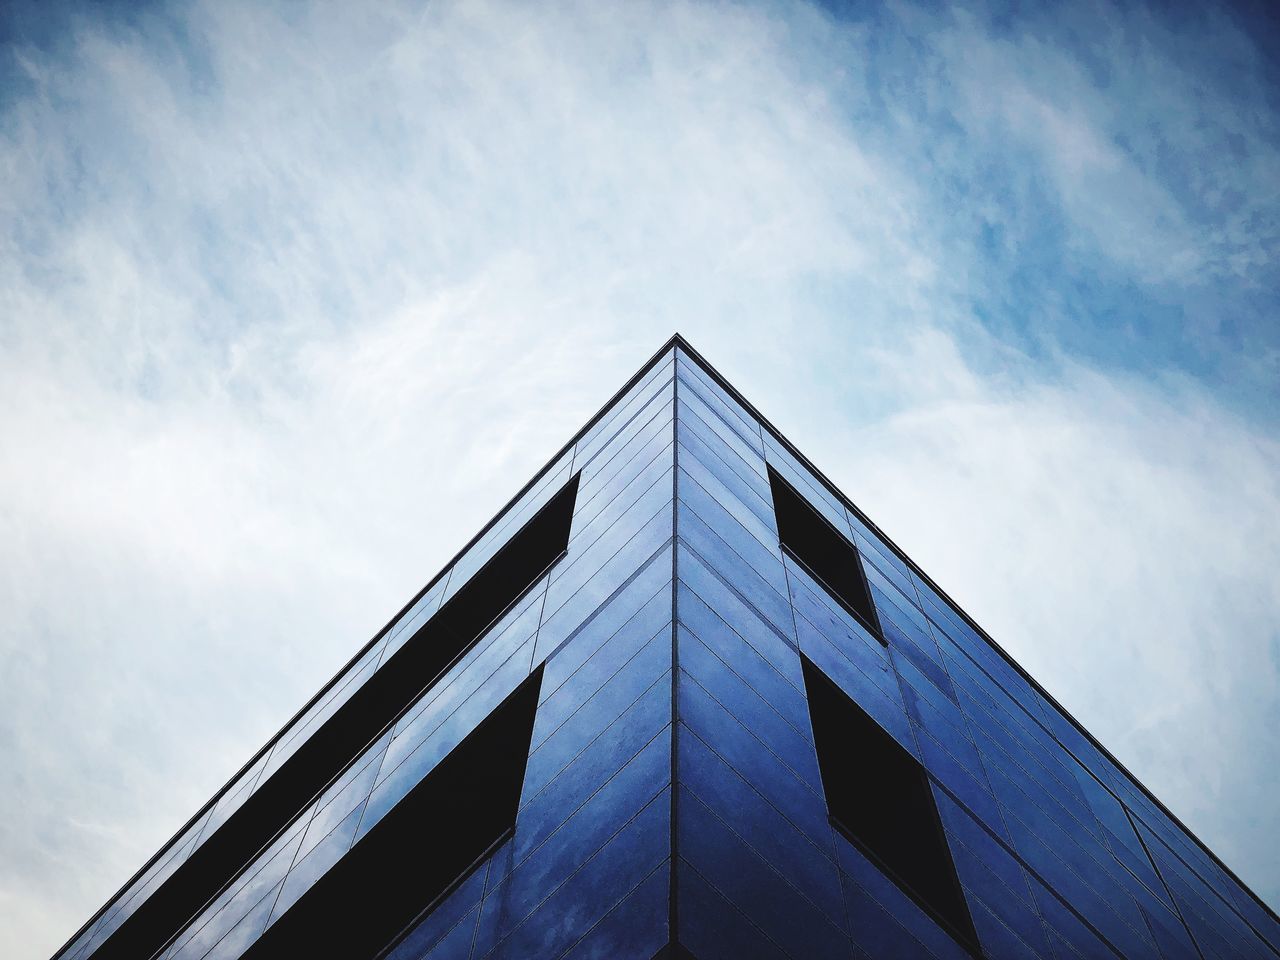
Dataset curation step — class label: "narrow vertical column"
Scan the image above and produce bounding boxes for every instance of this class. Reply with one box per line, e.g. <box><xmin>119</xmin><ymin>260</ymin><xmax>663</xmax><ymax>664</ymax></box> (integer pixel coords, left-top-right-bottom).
<box><xmin>668</xmin><ymin>343</ymin><xmax>851</xmax><ymax>959</ymax></box>
<box><xmin>668</xmin><ymin>351</ymin><xmax>681</xmax><ymax>950</ymax></box>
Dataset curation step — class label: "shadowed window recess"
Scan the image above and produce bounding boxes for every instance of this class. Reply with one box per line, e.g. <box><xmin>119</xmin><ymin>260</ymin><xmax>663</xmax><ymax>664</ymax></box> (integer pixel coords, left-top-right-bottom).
<box><xmin>767</xmin><ymin>465</ymin><xmax>882</xmax><ymax>640</ymax></box>
<box><xmin>87</xmin><ymin>474</ymin><xmax>578</xmax><ymax>960</ymax></box>
<box><xmin>245</xmin><ymin>668</ymin><xmax>543</xmax><ymax>959</ymax></box>
<box><xmin>802</xmin><ymin>655</ymin><xmax>981</xmax><ymax>956</ymax></box>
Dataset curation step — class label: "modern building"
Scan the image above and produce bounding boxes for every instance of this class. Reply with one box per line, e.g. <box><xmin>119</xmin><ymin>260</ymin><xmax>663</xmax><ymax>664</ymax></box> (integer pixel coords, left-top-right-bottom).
<box><xmin>52</xmin><ymin>335</ymin><xmax>1279</xmax><ymax>960</ymax></box>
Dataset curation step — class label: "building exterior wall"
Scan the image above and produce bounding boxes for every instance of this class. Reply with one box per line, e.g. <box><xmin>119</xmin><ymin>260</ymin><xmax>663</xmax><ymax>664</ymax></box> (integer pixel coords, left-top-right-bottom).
<box><xmin>52</xmin><ymin>338</ymin><xmax>1280</xmax><ymax>960</ymax></box>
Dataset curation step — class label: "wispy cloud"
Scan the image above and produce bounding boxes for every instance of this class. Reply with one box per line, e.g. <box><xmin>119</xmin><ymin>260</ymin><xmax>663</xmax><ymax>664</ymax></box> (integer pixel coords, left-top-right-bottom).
<box><xmin>835</xmin><ymin>326</ymin><xmax>1280</xmax><ymax>875</ymax></box>
<box><xmin>2</xmin><ymin>0</ymin><xmax>1278</xmax><ymax>955</ymax></box>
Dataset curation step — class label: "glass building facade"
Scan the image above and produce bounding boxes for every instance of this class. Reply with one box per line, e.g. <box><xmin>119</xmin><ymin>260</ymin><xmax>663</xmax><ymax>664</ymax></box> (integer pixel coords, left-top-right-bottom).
<box><xmin>51</xmin><ymin>335</ymin><xmax>1280</xmax><ymax>960</ymax></box>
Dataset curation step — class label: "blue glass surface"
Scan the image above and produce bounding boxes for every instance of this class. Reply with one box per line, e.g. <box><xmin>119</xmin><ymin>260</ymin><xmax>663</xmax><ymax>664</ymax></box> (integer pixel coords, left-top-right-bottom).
<box><xmin>837</xmin><ymin>830</ymin><xmax>970</xmax><ymax>960</ymax></box>
<box><xmin>498</xmin><ymin>735</ymin><xmax>670</xmax><ymax>933</ymax></box>
<box><xmin>558</xmin><ymin>859</ymin><xmax>670</xmax><ymax>960</ymax></box>
<box><xmin>676</xmin><ymin>393</ymin><xmax>766</xmax><ymax>486</ymax></box>
<box><xmin>678</xmin><ymin>545</ymin><xmax>797</xmax><ymax>665</ymax></box>
<box><xmin>388</xmin><ymin>587</ymin><xmax>541</xmax><ymax>746</ymax></box>
<box><xmin>521</xmin><ymin>643</ymin><xmax>670</xmax><ymax>801</ymax></box>
<box><xmin>516</xmin><ymin>700</ymin><xmax>670</xmax><ymax>862</ymax></box>
<box><xmin>360</xmin><ymin>639</ymin><xmax>535</xmax><ymax>840</ymax></box>
<box><xmin>677</xmin><ymin>857</ymin><xmax>791</xmax><ymax>960</ymax></box>
<box><xmin>168</xmin><ymin>819</ymin><xmax>305</xmax><ymax>960</ymax></box>
<box><xmin>678</xmin><ymin>721</ymin><xmax>843</xmax><ymax>923</ymax></box>
<box><xmin>678</xmin><ymin>539</ymin><xmax>797</xmax><ymax>653</ymax></box>
<box><xmin>573</xmin><ymin>359</ymin><xmax>673</xmax><ymax>469</ymax></box>
<box><xmin>537</xmin><ymin>506</ymin><xmax>674</xmax><ymax>653</ymax></box>
<box><xmin>676</xmin><ymin>438</ymin><xmax>777</xmax><ymax>546</ymax></box>
<box><xmin>677</xmin><ymin>672</ymin><xmax>832</xmax><ymax>854</ymax></box>
<box><xmin>679</xmin><ymin>786</ymin><xmax>850</xmax><ymax>959</ymax></box>
<box><xmin>555</xmin><ymin>455</ymin><xmax>673</xmax><ymax>580</ymax></box>
<box><xmin>676</xmin><ymin>420</ymin><xmax>774</xmax><ymax>531</ymax></box>
<box><xmin>674</xmin><ymin>352</ymin><xmax>764</xmax><ymax>455</ymax></box>
<box><xmin>677</xmin><ymin>461</ymin><xmax>783</xmax><ymax>580</ymax></box>
<box><xmin>573</xmin><ymin>409</ymin><xmax>673</xmax><ymax>530</ymax></box>
<box><xmin>676</xmin><ymin>580</ymin><xmax>809</xmax><ymax>733</ymax></box>
<box><xmin>678</xmin><ymin>625</ymin><xmax>822</xmax><ymax>793</ymax></box>
<box><xmin>677</xmin><ymin>500</ymin><xmax>794</xmax><ymax>642</ymax></box>
<box><xmin>531</xmin><ymin>611</ymin><xmax>669</xmax><ymax>753</ymax></box>
<box><xmin>574</xmin><ymin>376</ymin><xmax>673</xmax><ymax>485</ymax></box>
<box><xmin>60</xmin><ymin>341</ymin><xmax>1280</xmax><ymax>960</ymax></box>
<box><xmin>478</xmin><ymin>787</ymin><xmax>671</xmax><ymax>959</ymax></box>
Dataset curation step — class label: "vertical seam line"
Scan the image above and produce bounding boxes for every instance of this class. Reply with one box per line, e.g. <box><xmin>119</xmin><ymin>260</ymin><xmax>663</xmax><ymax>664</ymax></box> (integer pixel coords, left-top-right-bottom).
<box><xmin>669</xmin><ymin>354</ymin><xmax>681</xmax><ymax>947</ymax></box>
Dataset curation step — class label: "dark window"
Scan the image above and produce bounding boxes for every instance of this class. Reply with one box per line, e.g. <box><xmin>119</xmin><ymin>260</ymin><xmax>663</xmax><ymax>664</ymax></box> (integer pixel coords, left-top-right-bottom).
<box><xmin>428</xmin><ymin>471</ymin><xmax>579</xmax><ymax>657</ymax></box>
<box><xmin>245</xmin><ymin>668</ymin><xmax>543</xmax><ymax>959</ymax></box>
<box><xmin>767</xmin><ymin>466</ymin><xmax>881</xmax><ymax>640</ymax></box>
<box><xmin>802</xmin><ymin>656</ymin><xmax>980</xmax><ymax>955</ymax></box>
<box><xmin>91</xmin><ymin>474</ymin><xmax>578</xmax><ymax>960</ymax></box>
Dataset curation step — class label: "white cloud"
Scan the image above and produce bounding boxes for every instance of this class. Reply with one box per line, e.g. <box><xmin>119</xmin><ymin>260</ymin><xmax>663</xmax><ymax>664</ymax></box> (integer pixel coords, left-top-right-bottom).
<box><xmin>932</xmin><ymin>2</ymin><xmax>1280</xmax><ymax>291</ymax></box>
<box><xmin>819</xmin><ymin>325</ymin><xmax>1280</xmax><ymax>897</ymax></box>
<box><xmin>1</xmin><ymin>1</ymin><xmax>1278</xmax><ymax>956</ymax></box>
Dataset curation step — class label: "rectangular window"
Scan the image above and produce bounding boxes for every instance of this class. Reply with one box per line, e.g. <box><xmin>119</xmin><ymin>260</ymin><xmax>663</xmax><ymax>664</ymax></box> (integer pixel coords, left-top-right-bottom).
<box><xmin>767</xmin><ymin>466</ymin><xmax>881</xmax><ymax>640</ymax></box>
<box><xmin>802</xmin><ymin>655</ymin><xmax>979</xmax><ymax>955</ymax></box>
<box><xmin>93</xmin><ymin>474</ymin><xmax>578</xmax><ymax>960</ymax></box>
<box><xmin>246</xmin><ymin>668</ymin><xmax>543</xmax><ymax>959</ymax></box>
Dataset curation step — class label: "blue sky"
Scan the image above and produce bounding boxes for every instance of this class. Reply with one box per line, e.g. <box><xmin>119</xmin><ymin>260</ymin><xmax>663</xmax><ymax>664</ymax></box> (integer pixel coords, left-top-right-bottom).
<box><xmin>1</xmin><ymin>1</ymin><xmax>1278</xmax><ymax>956</ymax></box>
